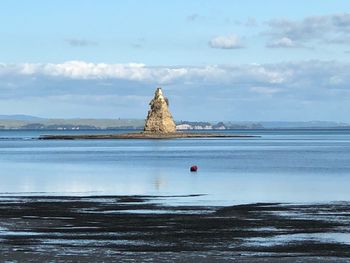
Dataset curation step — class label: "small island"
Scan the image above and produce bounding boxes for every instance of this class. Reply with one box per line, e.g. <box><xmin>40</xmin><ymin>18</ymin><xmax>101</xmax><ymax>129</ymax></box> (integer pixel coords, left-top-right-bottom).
<box><xmin>40</xmin><ymin>88</ymin><xmax>255</xmax><ymax>140</ymax></box>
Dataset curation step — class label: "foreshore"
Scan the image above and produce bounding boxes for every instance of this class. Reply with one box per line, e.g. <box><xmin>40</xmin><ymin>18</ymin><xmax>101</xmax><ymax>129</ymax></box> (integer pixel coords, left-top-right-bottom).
<box><xmin>0</xmin><ymin>195</ymin><xmax>349</xmax><ymax>262</ymax></box>
<box><xmin>39</xmin><ymin>132</ymin><xmax>257</xmax><ymax>140</ymax></box>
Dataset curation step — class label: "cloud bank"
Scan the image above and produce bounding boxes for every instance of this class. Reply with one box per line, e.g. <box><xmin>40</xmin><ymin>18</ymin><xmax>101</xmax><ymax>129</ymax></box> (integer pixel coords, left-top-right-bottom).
<box><xmin>0</xmin><ymin>60</ymin><xmax>349</xmax><ymax>91</ymax></box>
<box><xmin>0</xmin><ymin>60</ymin><xmax>349</xmax><ymax>120</ymax></box>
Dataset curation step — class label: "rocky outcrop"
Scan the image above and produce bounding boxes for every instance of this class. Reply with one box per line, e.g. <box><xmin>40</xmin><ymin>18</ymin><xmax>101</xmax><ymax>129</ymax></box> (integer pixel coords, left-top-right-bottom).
<box><xmin>144</xmin><ymin>88</ymin><xmax>176</xmax><ymax>133</ymax></box>
<box><xmin>39</xmin><ymin>87</ymin><xmax>255</xmax><ymax>140</ymax></box>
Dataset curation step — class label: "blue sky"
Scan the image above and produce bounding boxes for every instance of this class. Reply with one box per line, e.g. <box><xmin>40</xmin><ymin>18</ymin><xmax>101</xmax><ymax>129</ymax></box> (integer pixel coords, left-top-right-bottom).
<box><xmin>1</xmin><ymin>0</ymin><xmax>350</xmax><ymax>121</ymax></box>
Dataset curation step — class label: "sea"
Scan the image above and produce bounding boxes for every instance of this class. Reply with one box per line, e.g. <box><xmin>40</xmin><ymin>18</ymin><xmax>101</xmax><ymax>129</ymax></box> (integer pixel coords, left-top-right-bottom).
<box><xmin>1</xmin><ymin>129</ymin><xmax>350</xmax><ymax>206</ymax></box>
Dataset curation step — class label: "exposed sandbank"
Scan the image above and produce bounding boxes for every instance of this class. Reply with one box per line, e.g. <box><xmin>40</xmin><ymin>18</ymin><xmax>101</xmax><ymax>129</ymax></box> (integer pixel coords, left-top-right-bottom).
<box><xmin>39</xmin><ymin>132</ymin><xmax>258</xmax><ymax>140</ymax></box>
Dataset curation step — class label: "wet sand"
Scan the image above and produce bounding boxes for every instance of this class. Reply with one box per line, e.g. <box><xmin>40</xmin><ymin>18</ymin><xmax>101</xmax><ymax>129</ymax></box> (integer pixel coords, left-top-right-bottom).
<box><xmin>0</xmin><ymin>195</ymin><xmax>349</xmax><ymax>262</ymax></box>
<box><xmin>39</xmin><ymin>132</ymin><xmax>257</xmax><ymax>140</ymax></box>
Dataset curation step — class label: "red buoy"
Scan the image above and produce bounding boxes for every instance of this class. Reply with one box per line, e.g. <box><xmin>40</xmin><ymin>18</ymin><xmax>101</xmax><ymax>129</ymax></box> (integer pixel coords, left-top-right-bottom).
<box><xmin>190</xmin><ymin>165</ymin><xmax>198</xmax><ymax>172</ymax></box>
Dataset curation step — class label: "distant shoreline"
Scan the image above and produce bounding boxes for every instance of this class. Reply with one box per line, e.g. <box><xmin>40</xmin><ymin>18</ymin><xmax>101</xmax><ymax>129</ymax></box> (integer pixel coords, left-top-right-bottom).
<box><xmin>0</xmin><ymin>115</ymin><xmax>349</xmax><ymax>130</ymax></box>
<box><xmin>1</xmin><ymin>127</ymin><xmax>350</xmax><ymax>131</ymax></box>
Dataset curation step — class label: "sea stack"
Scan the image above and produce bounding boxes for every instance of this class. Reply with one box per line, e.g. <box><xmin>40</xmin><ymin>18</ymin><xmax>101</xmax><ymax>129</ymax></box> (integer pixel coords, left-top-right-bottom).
<box><xmin>144</xmin><ymin>88</ymin><xmax>176</xmax><ymax>133</ymax></box>
<box><xmin>40</xmin><ymin>87</ymin><xmax>252</xmax><ymax>139</ymax></box>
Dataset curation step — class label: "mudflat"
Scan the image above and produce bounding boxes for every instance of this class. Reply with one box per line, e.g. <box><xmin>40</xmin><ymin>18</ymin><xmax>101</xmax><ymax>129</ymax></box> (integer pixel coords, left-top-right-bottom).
<box><xmin>0</xmin><ymin>195</ymin><xmax>349</xmax><ymax>262</ymax></box>
<box><xmin>39</xmin><ymin>132</ymin><xmax>257</xmax><ymax>140</ymax></box>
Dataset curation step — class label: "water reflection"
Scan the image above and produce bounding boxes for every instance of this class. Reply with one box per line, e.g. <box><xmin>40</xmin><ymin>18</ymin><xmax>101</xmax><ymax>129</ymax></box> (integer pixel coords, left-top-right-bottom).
<box><xmin>0</xmin><ymin>129</ymin><xmax>350</xmax><ymax>205</ymax></box>
<box><xmin>153</xmin><ymin>173</ymin><xmax>167</xmax><ymax>192</ymax></box>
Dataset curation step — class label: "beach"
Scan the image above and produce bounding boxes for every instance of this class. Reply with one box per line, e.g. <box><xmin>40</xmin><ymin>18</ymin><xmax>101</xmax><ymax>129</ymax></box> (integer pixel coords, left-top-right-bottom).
<box><xmin>0</xmin><ymin>195</ymin><xmax>349</xmax><ymax>262</ymax></box>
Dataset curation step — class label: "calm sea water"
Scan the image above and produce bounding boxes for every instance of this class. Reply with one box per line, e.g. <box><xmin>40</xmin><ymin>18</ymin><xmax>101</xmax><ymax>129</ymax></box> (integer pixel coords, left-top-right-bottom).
<box><xmin>0</xmin><ymin>129</ymin><xmax>350</xmax><ymax>205</ymax></box>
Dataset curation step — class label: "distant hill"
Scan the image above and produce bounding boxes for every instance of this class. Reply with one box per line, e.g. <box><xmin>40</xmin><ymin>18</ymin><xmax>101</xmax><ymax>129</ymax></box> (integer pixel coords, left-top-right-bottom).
<box><xmin>258</xmin><ymin>121</ymin><xmax>350</xmax><ymax>128</ymax></box>
<box><xmin>0</xmin><ymin>115</ymin><xmax>44</xmax><ymax>121</ymax></box>
<box><xmin>0</xmin><ymin>118</ymin><xmax>145</xmax><ymax>130</ymax></box>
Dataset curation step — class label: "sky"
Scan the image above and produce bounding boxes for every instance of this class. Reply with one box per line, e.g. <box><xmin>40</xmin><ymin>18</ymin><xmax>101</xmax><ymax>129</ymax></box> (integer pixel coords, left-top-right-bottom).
<box><xmin>1</xmin><ymin>0</ymin><xmax>350</xmax><ymax>121</ymax></box>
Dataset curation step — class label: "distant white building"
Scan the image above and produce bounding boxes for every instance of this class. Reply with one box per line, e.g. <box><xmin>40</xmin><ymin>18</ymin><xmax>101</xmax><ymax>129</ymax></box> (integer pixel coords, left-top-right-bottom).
<box><xmin>176</xmin><ymin>124</ymin><xmax>193</xmax><ymax>130</ymax></box>
<box><xmin>176</xmin><ymin>124</ymin><xmax>214</xmax><ymax>130</ymax></box>
<box><xmin>193</xmin><ymin>125</ymin><xmax>212</xmax><ymax>130</ymax></box>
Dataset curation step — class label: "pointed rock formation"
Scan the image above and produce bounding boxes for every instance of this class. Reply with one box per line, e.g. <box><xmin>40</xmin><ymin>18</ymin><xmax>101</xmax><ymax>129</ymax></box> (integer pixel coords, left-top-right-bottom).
<box><xmin>144</xmin><ymin>88</ymin><xmax>176</xmax><ymax>133</ymax></box>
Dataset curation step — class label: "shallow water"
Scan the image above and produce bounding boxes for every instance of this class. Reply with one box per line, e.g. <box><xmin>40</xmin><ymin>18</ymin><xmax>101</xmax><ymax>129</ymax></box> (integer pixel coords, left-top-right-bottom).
<box><xmin>0</xmin><ymin>129</ymin><xmax>350</xmax><ymax>205</ymax></box>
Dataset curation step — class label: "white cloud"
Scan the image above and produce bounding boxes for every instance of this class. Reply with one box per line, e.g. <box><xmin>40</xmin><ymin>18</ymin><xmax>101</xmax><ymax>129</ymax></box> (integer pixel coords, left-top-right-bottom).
<box><xmin>209</xmin><ymin>34</ymin><xmax>244</xmax><ymax>49</ymax></box>
<box><xmin>266</xmin><ymin>37</ymin><xmax>300</xmax><ymax>48</ymax></box>
<box><xmin>266</xmin><ymin>13</ymin><xmax>350</xmax><ymax>47</ymax></box>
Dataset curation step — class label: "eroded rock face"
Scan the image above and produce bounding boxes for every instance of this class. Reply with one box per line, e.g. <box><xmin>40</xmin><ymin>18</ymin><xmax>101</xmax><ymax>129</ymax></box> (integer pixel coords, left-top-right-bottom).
<box><xmin>144</xmin><ymin>88</ymin><xmax>176</xmax><ymax>133</ymax></box>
